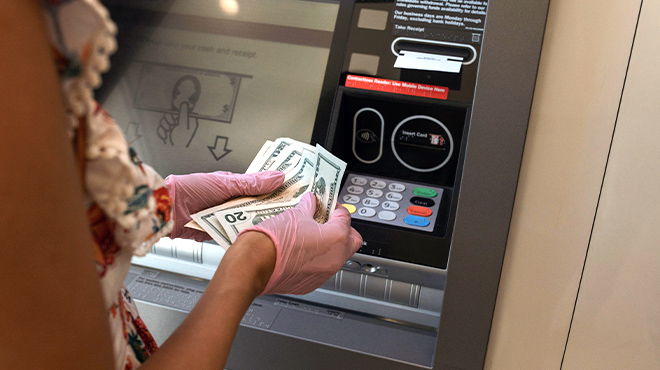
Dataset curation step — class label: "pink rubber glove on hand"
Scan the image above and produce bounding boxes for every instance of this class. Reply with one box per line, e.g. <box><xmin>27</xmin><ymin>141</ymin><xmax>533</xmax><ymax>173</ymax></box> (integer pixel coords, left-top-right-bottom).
<box><xmin>239</xmin><ymin>192</ymin><xmax>363</xmax><ymax>295</ymax></box>
<box><xmin>165</xmin><ymin>171</ymin><xmax>285</xmax><ymax>241</ymax></box>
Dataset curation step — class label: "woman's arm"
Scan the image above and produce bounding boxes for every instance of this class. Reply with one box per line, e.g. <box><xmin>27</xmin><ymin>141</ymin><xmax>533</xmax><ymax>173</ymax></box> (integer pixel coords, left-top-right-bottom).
<box><xmin>0</xmin><ymin>1</ymin><xmax>114</xmax><ymax>369</ymax></box>
<box><xmin>140</xmin><ymin>231</ymin><xmax>276</xmax><ymax>369</ymax></box>
<box><xmin>141</xmin><ymin>191</ymin><xmax>361</xmax><ymax>369</ymax></box>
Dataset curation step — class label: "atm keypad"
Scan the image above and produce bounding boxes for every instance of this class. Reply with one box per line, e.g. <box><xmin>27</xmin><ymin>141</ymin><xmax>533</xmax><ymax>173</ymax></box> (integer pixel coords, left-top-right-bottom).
<box><xmin>339</xmin><ymin>173</ymin><xmax>443</xmax><ymax>232</ymax></box>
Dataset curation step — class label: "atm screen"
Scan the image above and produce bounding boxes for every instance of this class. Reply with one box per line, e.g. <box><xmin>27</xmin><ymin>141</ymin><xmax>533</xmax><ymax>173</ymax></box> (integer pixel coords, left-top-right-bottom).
<box><xmin>98</xmin><ymin>0</ymin><xmax>340</xmax><ymax>177</ymax></box>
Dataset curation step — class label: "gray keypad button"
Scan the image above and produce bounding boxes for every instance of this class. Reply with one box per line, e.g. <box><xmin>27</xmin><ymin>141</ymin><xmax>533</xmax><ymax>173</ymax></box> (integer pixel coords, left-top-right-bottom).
<box><xmin>378</xmin><ymin>211</ymin><xmax>397</xmax><ymax>221</ymax></box>
<box><xmin>347</xmin><ymin>185</ymin><xmax>364</xmax><ymax>195</ymax></box>
<box><xmin>351</xmin><ymin>177</ymin><xmax>368</xmax><ymax>186</ymax></box>
<box><xmin>382</xmin><ymin>201</ymin><xmax>400</xmax><ymax>211</ymax></box>
<box><xmin>370</xmin><ymin>180</ymin><xmax>387</xmax><ymax>189</ymax></box>
<box><xmin>362</xmin><ymin>198</ymin><xmax>380</xmax><ymax>207</ymax></box>
<box><xmin>357</xmin><ymin>207</ymin><xmax>376</xmax><ymax>217</ymax></box>
<box><xmin>388</xmin><ymin>183</ymin><xmax>406</xmax><ymax>192</ymax></box>
<box><xmin>343</xmin><ymin>195</ymin><xmax>360</xmax><ymax>204</ymax></box>
<box><xmin>385</xmin><ymin>192</ymin><xmax>403</xmax><ymax>201</ymax></box>
<box><xmin>365</xmin><ymin>188</ymin><xmax>383</xmax><ymax>198</ymax></box>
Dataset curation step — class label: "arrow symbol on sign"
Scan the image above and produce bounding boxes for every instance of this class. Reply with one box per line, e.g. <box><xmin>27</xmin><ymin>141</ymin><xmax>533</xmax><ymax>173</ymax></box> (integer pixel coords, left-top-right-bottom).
<box><xmin>208</xmin><ymin>136</ymin><xmax>232</xmax><ymax>161</ymax></box>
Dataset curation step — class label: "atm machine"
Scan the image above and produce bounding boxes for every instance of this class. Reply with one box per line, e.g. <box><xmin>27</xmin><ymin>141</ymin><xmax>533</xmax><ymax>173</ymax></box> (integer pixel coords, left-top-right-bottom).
<box><xmin>99</xmin><ymin>0</ymin><xmax>549</xmax><ymax>369</ymax></box>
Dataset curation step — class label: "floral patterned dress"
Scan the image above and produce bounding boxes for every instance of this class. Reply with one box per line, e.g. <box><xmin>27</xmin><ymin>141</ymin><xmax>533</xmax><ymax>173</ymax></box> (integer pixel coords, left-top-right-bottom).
<box><xmin>41</xmin><ymin>1</ymin><xmax>174</xmax><ymax>368</ymax></box>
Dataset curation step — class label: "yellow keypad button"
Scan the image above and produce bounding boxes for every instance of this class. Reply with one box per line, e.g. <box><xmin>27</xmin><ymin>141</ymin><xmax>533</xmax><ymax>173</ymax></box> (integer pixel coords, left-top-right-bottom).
<box><xmin>342</xmin><ymin>204</ymin><xmax>357</xmax><ymax>214</ymax></box>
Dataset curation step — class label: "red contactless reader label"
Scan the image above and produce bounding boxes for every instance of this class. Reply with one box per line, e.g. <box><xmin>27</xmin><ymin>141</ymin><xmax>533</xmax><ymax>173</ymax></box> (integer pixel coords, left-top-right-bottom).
<box><xmin>345</xmin><ymin>74</ymin><xmax>448</xmax><ymax>100</ymax></box>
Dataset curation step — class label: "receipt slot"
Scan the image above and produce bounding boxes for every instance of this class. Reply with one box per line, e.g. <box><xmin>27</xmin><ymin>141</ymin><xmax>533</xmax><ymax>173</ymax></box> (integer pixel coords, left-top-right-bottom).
<box><xmin>103</xmin><ymin>0</ymin><xmax>550</xmax><ymax>369</ymax></box>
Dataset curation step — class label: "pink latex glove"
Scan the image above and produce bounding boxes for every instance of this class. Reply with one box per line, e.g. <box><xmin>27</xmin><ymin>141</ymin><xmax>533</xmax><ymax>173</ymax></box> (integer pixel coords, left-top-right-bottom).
<box><xmin>238</xmin><ymin>192</ymin><xmax>363</xmax><ymax>295</ymax></box>
<box><xmin>165</xmin><ymin>171</ymin><xmax>285</xmax><ymax>241</ymax></box>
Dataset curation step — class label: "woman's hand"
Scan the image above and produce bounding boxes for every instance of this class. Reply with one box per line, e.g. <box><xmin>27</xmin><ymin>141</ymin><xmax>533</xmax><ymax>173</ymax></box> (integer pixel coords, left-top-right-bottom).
<box><xmin>238</xmin><ymin>192</ymin><xmax>363</xmax><ymax>295</ymax></box>
<box><xmin>165</xmin><ymin>170</ymin><xmax>285</xmax><ymax>241</ymax></box>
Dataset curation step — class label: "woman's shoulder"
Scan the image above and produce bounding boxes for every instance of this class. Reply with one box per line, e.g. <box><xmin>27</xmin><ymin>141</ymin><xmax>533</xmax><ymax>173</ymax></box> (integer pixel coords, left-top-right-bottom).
<box><xmin>41</xmin><ymin>0</ymin><xmax>174</xmax><ymax>260</ymax></box>
<box><xmin>42</xmin><ymin>0</ymin><xmax>117</xmax><ymax>121</ymax></box>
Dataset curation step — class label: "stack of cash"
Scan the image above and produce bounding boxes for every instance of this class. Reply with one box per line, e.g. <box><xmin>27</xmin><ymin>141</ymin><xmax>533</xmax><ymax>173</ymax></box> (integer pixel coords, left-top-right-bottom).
<box><xmin>185</xmin><ymin>137</ymin><xmax>346</xmax><ymax>249</ymax></box>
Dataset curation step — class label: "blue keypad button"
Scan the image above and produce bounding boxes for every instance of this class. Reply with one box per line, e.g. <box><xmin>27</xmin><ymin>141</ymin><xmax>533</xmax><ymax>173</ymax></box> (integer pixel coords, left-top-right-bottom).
<box><xmin>404</xmin><ymin>215</ymin><xmax>430</xmax><ymax>227</ymax></box>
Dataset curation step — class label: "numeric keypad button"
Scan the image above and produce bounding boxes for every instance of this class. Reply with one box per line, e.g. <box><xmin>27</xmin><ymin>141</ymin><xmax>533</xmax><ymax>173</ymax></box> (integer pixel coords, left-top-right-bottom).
<box><xmin>347</xmin><ymin>186</ymin><xmax>364</xmax><ymax>195</ymax></box>
<box><xmin>382</xmin><ymin>201</ymin><xmax>400</xmax><ymax>211</ymax></box>
<box><xmin>370</xmin><ymin>180</ymin><xmax>387</xmax><ymax>189</ymax></box>
<box><xmin>362</xmin><ymin>198</ymin><xmax>380</xmax><ymax>207</ymax></box>
<box><xmin>342</xmin><ymin>195</ymin><xmax>360</xmax><ymax>204</ymax></box>
<box><xmin>351</xmin><ymin>177</ymin><xmax>368</xmax><ymax>186</ymax></box>
<box><xmin>385</xmin><ymin>192</ymin><xmax>403</xmax><ymax>202</ymax></box>
<box><xmin>357</xmin><ymin>207</ymin><xmax>376</xmax><ymax>217</ymax></box>
<box><xmin>388</xmin><ymin>183</ymin><xmax>406</xmax><ymax>192</ymax></box>
<box><xmin>365</xmin><ymin>189</ymin><xmax>383</xmax><ymax>198</ymax></box>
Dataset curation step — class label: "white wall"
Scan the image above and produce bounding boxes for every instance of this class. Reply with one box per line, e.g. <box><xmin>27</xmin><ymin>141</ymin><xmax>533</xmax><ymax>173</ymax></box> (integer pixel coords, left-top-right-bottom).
<box><xmin>561</xmin><ymin>0</ymin><xmax>660</xmax><ymax>368</ymax></box>
<box><xmin>485</xmin><ymin>0</ymin><xmax>644</xmax><ymax>368</ymax></box>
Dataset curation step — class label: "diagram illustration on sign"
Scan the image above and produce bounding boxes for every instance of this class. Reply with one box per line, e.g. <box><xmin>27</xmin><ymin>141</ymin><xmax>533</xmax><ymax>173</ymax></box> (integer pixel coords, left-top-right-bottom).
<box><xmin>133</xmin><ymin>62</ymin><xmax>252</xmax><ymax>151</ymax></box>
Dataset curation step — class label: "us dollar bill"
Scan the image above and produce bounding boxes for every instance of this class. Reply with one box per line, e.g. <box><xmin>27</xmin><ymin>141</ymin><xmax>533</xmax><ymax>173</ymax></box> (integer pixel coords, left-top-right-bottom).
<box><xmin>246</xmin><ymin>137</ymin><xmax>315</xmax><ymax>174</ymax></box>
<box><xmin>245</xmin><ymin>140</ymin><xmax>273</xmax><ymax>173</ymax></box>
<box><xmin>273</xmin><ymin>145</ymin><xmax>316</xmax><ymax>174</ymax></box>
<box><xmin>214</xmin><ymin>150</ymin><xmax>315</xmax><ymax>212</ymax></box>
<box><xmin>190</xmin><ymin>148</ymin><xmax>314</xmax><ymax>235</ymax></box>
<box><xmin>310</xmin><ymin>144</ymin><xmax>346</xmax><ymax>224</ymax></box>
<box><xmin>216</xmin><ymin>204</ymin><xmax>295</xmax><ymax>241</ymax></box>
<box><xmin>190</xmin><ymin>211</ymin><xmax>232</xmax><ymax>249</ymax></box>
<box><xmin>250</xmin><ymin>138</ymin><xmax>290</xmax><ymax>173</ymax></box>
<box><xmin>189</xmin><ymin>137</ymin><xmax>346</xmax><ymax>248</ymax></box>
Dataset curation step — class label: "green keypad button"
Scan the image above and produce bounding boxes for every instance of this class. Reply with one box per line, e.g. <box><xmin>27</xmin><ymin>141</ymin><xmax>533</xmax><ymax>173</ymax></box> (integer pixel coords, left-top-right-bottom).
<box><xmin>413</xmin><ymin>187</ymin><xmax>438</xmax><ymax>198</ymax></box>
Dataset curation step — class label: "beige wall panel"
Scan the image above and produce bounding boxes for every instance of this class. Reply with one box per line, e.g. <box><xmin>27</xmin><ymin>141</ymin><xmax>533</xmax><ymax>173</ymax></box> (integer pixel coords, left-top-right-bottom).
<box><xmin>485</xmin><ymin>0</ymin><xmax>641</xmax><ymax>368</ymax></box>
<box><xmin>562</xmin><ymin>0</ymin><xmax>660</xmax><ymax>368</ymax></box>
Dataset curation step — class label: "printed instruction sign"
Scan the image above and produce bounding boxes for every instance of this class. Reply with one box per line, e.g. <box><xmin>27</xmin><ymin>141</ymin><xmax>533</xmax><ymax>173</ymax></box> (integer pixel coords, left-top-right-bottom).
<box><xmin>345</xmin><ymin>74</ymin><xmax>448</xmax><ymax>100</ymax></box>
<box><xmin>392</xmin><ymin>0</ymin><xmax>488</xmax><ymax>44</ymax></box>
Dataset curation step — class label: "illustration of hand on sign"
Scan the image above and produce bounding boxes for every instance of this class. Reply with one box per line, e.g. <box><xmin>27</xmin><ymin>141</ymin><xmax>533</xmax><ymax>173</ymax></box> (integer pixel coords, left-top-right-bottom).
<box><xmin>157</xmin><ymin>75</ymin><xmax>201</xmax><ymax>147</ymax></box>
<box><xmin>134</xmin><ymin>62</ymin><xmax>252</xmax><ymax>156</ymax></box>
